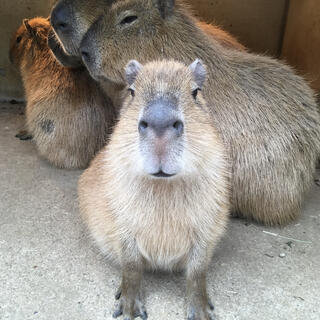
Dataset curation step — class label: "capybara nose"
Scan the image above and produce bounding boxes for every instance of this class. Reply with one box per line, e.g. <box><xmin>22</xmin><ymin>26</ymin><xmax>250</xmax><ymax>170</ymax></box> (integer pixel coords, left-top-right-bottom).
<box><xmin>139</xmin><ymin>119</ymin><xmax>184</xmax><ymax>137</ymax></box>
<box><xmin>139</xmin><ymin>100</ymin><xmax>184</xmax><ymax>138</ymax></box>
<box><xmin>51</xmin><ymin>2</ymin><xmax>70</xmax><ymax>32</ymax></box>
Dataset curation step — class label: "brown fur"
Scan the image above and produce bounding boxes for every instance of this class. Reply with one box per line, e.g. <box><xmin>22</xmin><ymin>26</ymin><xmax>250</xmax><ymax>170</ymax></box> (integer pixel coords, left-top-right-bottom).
<box><xmin>10</xmin><ymin>17</ymin><xmax>117</xmax><ymax>169</ymax></box>
<box><xmin>50</xmin><ymin>0</ymin><xmax>245</xmax><ymax>58</ymax></box>
<box><xmin>78</xmin><ymin>60</ymin><xmax>230</xmax><ymax>319</ymax></box>
<box><xmin>197</xmin><ymin>21</ymin><xmax>246</xmax><ymax>51</ymax></box>
<box><xmin>80</xmin><ymin>0</ymin><xmax>320</xmax><ymax>225</ymax></box>
<box><xmin>49</xmin><ymin>0</ymin><xmax>245</xmax><ymax>109</ymax></box>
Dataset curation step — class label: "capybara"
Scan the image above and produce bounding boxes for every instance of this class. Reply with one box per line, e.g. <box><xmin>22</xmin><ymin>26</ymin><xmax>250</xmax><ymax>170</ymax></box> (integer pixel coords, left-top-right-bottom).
<box><xmin>50</xmin><ymin>0</ymin><xmax>114</xmax><ymax>58</ymax></box>
<box><xmin>48</xmin><ymin>0</ymin><xmax>245</xmax><ymax>108</ymax></box>
<box><xmin>78</xmin><ymin>59</ymin><xmax>230</xmax><ymax>320</ymax></box>
<box><xmin>79</xmin><ymin>0</ymin><xmax>320</xmax><ymax>225</ymax></box>
<box><xmin>49</xmin><ymin>0</ymin><xmax>244</xmax><ymax>61</ymax></box>
<box><xmin>10</xmin><ymin>17</ymin><xmax>117</xmax><ymax>169</ymax></box>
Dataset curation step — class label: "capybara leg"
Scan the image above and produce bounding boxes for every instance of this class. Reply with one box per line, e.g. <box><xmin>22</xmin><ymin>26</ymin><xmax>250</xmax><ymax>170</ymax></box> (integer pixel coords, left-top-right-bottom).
<box><xmin>186</xmin><ymin>247</ymin><xmax>214</xmax><ymax>320</ymax></box>
<box><xmin>113</xmin><ymin>255</ymin><xmax>147</xmax><ymax>320</ymax></box>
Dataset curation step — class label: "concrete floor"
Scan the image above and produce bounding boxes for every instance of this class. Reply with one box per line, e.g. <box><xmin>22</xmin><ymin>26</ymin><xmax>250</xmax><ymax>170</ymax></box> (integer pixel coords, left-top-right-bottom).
<box><xmin>0</xmin><ymin>103</ymin><xmax>319</xmax><ymax>320</ymax></box>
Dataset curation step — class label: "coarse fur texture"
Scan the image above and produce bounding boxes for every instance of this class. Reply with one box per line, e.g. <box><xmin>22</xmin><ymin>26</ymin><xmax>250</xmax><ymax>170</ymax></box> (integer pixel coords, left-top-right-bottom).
<box><xmin>10</xmin><ymin>17</ymin><xmax>117</xmax><ymax>169</ymax></box>
<box><xmin>49</xmin><ymin>0</ymin><xmax>245</xmax><ymax>108</ymax></box>
<box><xmin>78</xmin><ymin>60</ymin><xmax>230</xmax><ymax>319</ymax></box>
<box><xmin>196</xmin><ymin>21</ymin><xmax>245</xmax><ymax>51</ymax></box>
<box><xmin>49</xmin><ymin>0</ymin><xmax>244</xmax><ymax>59</ymax></box>
<box><xmin>50</xmin><ymin>0</ymin><xmax>115</xmax><ymax>57</ymax></box>
<box><xmin>80</xmin><ymin>0</ymin><xmax>320</xmax><ymax>225</ymax></box>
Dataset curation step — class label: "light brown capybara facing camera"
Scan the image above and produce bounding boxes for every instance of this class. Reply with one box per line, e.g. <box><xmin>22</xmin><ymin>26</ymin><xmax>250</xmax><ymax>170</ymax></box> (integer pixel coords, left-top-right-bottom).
<box><xmin>9</xmin><ymin>17</ymin><xmax>117</xmax><ymax>169</ymax></box>
<box><xmin>78</xmin><ymin>59</ymin><xmax>230</xmax><ymax>320</ymax></box>
<box><xmin>79</xmin><ymin>0</ymin><xmax>320</xmax><ymax>226</ymax></box>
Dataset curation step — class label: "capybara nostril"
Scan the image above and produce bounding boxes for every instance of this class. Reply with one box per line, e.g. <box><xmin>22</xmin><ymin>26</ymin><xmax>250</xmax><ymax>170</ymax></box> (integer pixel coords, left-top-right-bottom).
<box><xmin>57</xmin><ymin>22</ymin><xmax>68</xmax><ymax>30</ymax></box>
<box><xmin>138</xmin><ymin>120</ymin><xmax>148</xmax><ymax>134</ymax></box>
<box><xmin>173</xmin><ymin>120</ymin><xmax>184</xmax><ymax>136</ymax></box>
<box><xmin>81</xmin><ymin>50</ymin><xmax>90</xmax><ymax>62</ymax></box>
<box><xmin>51</xmin><ymin>2</ymin><xmax>70</xmax><ymax>32</ymax></box>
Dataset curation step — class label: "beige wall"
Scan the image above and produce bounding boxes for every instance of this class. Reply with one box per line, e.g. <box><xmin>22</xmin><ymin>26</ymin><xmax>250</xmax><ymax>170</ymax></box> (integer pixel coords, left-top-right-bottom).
<box><xmin>0</xmin><ymin>0</ymin><xmax>288</xmax><ymax>101</ymax></box>
<box><xmin>282</xmin><ymin>0</ymin><xmax>320</xmax><ymax>91</ymax></box>
<box><xmin>0</xmin><ymin>0</ymin><xmax>52</xmax><ymax>101</ymax></box>
<box><xmin>185</xmin><ymin>0</ymin><xmax>288</xmax><ymax>55</ymax></box>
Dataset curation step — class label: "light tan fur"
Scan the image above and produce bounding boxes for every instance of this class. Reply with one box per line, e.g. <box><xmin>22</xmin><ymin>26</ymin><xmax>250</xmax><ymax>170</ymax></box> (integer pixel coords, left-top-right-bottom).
<box><xmin>10</xmin><ymin>17</ymin><xmax>117</xmax><ymax>169</ymax></box>
<box><xmin>80</xmin><ymin>0</ymin><xmax>320</xmax><ymax>225</ymax></box>
<box><xmin>78</xmin><ymin>60</ymin><xmax>230</xmax><ymax>319</ymax></box>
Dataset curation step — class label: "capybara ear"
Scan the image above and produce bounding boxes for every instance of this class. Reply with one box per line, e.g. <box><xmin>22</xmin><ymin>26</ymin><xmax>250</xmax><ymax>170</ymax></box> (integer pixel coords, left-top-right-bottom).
<box><xmin>125</xmin><ymin>60</ymin><xmax>143</xmax><ymax>86</ymax></box>
<box><xmin>189</xmin><ymin>59</ymin><xmax>206</xmax><ymax>89</ymax></box>
<box><xmin>154</xmin><ymin>0</ymin><xmax>175</xmax><ymax>18</ymax></box>
<box><xmin>47</xmin><ymin>30</ymin><xmax>83</xmax><ymax>68</ymax></box>
<box><xmin>23</xmin><ymin>19</ymin><xmax>36</xmax><ymax>37</ymax></box>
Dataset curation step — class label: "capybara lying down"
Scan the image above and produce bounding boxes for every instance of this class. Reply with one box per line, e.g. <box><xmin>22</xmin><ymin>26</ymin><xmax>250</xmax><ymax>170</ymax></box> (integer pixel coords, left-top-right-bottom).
<box><xmin>10</xmin><ymin>17</ymin><xmax>117</xmax><ymax>169</ymax></box>
<box><xmin>78</xmin><ymin>59</ymin><xmax>230</xmax><ymax>320</ymax></box>
<box><xmin>80</xmin><ymin>0</ymin><xmax>320</xmax><ymax>226</ymax></box>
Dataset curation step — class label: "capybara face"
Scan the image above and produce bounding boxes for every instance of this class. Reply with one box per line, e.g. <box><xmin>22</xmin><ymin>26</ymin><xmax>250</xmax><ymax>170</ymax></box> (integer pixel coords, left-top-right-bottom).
<box><xmin>80</xmin><ymin>0</ymin><xmax>180</xmax><ymax>84</ymax></box>
<box><xmin>50</xmin><ymin>0</ymin><xmax>114</xmax><ymax>57</ymax></box>
<box><xmin>9</xmin><ymin>23</ymin><xmax>28</xmax><ymax>67</ymax></box>
<box><xmin>51</xmin><ymin>0</ymin><xmax>244</xmax><ymax>69</ymax></box>
<box><xmin>10</xmin><ymin>18</ymin><xmax>51</xmax><ymax>69</ymax></box>
<box><xmin>123</xmin><ymin>59</ymin><xmax>208</xmax><ymax>178</ymax></box>
<box><xmin>10</xmin><ymin>19</ymin><xmax>48</xmax><ymax>67</ymax></box>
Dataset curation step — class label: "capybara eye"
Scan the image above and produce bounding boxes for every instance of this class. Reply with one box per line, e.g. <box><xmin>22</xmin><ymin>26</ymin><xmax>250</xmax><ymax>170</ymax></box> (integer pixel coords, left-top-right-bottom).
<box><xmin>192</xmin><ymin>88</ymin><xmax>200</xmax><ymax>100</ymax></box>
<box><xmin>120</xmin><ymin>15</ymin><xmax>138</xmax><ymax>25</ymax></box>
<box><xmin>128</xmin><ymin>88</ymin><xmax>135</xmax><ymax>97</ymax></box>
<box><xmin>16</xmin><ymin>36</ymin><xmax>22</xmax><ymax>44</ymax></box>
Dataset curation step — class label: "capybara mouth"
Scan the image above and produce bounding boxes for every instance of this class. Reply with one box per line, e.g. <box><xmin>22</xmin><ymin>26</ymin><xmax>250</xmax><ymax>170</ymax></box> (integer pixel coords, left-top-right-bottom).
<box><xmin>152</xmin><ymin>171</ymin><xmax>176</xmax><ymax>178</ymax></box>
<box><xmin>47</xmin><ymin>29</ymin><xmax>83</xmax><ymax>69</ymax></box>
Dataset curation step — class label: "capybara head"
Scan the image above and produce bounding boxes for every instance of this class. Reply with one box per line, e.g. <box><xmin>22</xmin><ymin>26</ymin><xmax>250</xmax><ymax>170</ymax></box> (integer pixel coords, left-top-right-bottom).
<box><xmin>80</xmin><ymin>0</ymin><xmax>200</xmax><ymax>84</ymax></box>
<box><xmin>50</xmin><ymin>0</ymin><xmax>114</xmax><ymax>58</ymax></box>
<box><xmin>121</xmin><ymin>59</ymin><xmax>212</xmax><ymax>178</ymax></box>
<box><xmin>10</xmin><ymin>18</ymin><xmax>50</xmax><ymax>68</ymax></box>
<box><xmin>51</xmin><ymin>0</ymin><xmax>244</xmax><ymax>69</ymax></box>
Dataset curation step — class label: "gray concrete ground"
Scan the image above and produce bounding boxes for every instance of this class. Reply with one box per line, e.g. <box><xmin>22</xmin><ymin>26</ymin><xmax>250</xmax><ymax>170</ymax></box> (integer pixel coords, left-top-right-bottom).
<box><xmin>0</xmin><ymin>103</ymin><xmax>319</xmax><ymax>320</ymax></box>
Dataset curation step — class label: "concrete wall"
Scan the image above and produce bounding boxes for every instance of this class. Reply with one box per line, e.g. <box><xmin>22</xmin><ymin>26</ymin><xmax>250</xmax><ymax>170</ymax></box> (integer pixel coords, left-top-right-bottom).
<box><xmin>0</xmin><ymin>0</ymin><xmax>288</xmax><ymax>101</ymax></box>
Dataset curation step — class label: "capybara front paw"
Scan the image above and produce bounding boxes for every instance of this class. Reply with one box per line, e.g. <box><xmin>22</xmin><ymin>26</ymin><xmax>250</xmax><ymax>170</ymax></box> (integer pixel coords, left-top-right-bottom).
<box><xmin>187</xmin><ymin>301</ymin><xmax>215</xmax><ymax>320</ymax></box>
<box><xmin>113</xmin><ymin>290</ymin><xmax>147</xmax><ymax>320</ymax></box>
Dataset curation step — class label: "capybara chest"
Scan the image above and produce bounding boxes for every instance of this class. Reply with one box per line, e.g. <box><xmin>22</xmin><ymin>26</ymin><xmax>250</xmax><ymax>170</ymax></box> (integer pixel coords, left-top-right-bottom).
<box><xmin>134</xmin><ymin>212</ymin><xmax>193</xmax><ymax>270</ymax></box>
